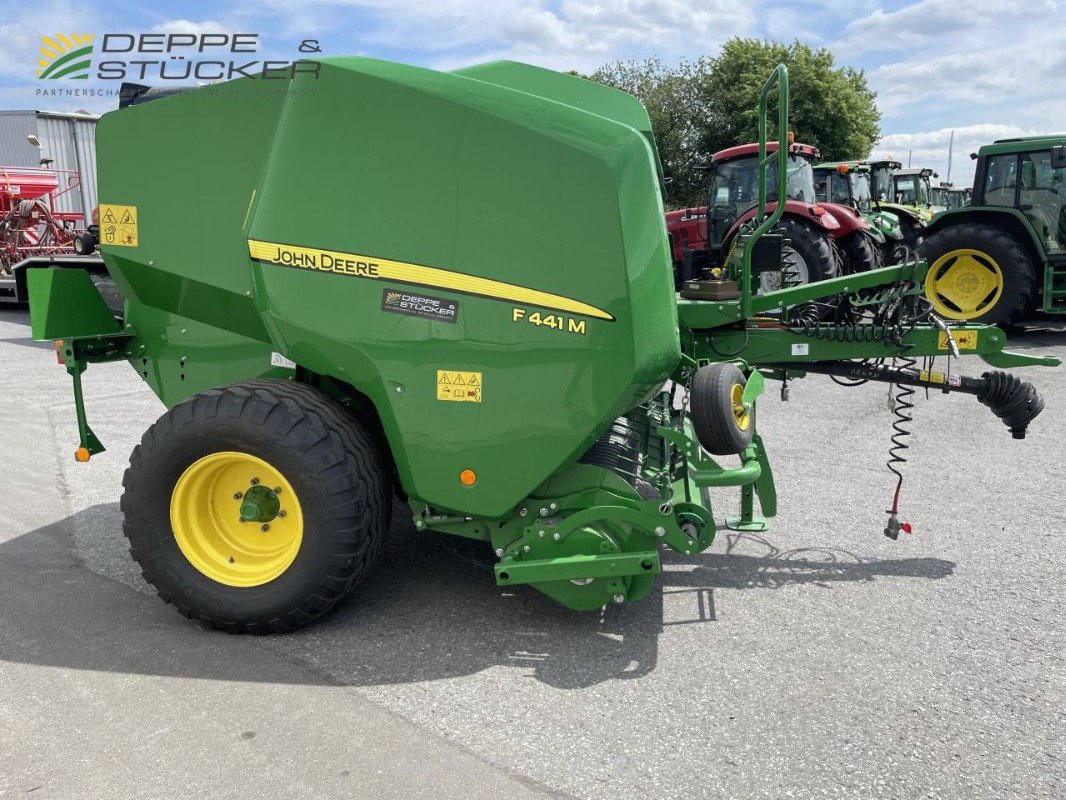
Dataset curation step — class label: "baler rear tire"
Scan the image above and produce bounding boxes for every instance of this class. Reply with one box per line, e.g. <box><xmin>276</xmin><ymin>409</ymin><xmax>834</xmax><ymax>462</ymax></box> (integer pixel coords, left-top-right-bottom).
<box><xmin>121</xmin><ymin>380</ymin><xmax>391</xmax><ymax>634</ymax></box>
<box><xmin>690</xmin><ymin>362</ymin><xmax>754</xmax><ymax>456</ymax></box>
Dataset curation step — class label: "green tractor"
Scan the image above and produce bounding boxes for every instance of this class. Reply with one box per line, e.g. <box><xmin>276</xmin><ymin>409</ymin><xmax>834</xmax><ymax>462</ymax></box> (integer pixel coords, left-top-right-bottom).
<box><xmin>867</xmin><ymin>159</ymin><xmax>927</xmax><ymax>246</ymax></box>
<box><xmin>929</xmin><ymin>182</ymin><xmax>971</xmax><ymax>210</ymax></box>
<box><xmin>813</xmin><ymin>161</ymin><xmax>904</xmax><ymax>262</ymax></box>
<box><xmin>891</xmin><ymin>167</ymin><xmax>945</xmax><ymax>219</ymax></box>
<box><xmin>920</xmin><ymin>135</ymin><xmax>1066</xmax><ymax>326</ymax></box>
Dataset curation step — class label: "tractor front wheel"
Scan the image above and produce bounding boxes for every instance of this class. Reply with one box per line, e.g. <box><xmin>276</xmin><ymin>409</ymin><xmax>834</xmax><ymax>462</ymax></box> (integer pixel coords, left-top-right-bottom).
<box><xmin>839</xmin><ymin>230</ymin><xmax>882</xmax><ymax>273</ymax></box>
<box><xmin>919</xmin><ymin>223</ymin><xmax>1034</xmax><ymax>327</ymax></box>
<box><xmin>771</xmin><ymin>217</ymin><xmax>840</xmax><ymax>290</ymax></box>
<box><xmin>122</xmin><ymin>380</ymin><xmax>391</xmax><ymax>633</ymax></box>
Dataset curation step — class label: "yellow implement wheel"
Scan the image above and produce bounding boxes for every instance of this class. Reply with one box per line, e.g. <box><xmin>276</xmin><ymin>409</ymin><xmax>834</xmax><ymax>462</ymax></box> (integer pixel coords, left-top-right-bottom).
<box><xmin>925</xmin><ymin>248</ymin><xmax>1004</xmax><ymax>320</ymax></box>
<box><xmin>730</xmin><ymin>383</ymin><xmax>751</xmax><ymax>431</ymax></box>
<box><xmin>170</xmin><ymin>451</ymin><xmax>303</xmax><ymax>587</ymax></box>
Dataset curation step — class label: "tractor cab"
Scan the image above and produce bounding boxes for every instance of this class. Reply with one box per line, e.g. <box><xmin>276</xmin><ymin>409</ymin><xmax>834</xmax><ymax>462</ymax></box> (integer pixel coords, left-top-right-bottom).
<box><xmin>892</xmin><ymin>168</ymin><xmax>944</xmax><ymax>217</ymax></box>
<box><xmin>814</xmin><ymin>161</ymin><xmax>904</xmax><ymax>259</ymax></box>
<box><xmin>813</xmin><ymin>161</ymin><xmax>872</xmax><ymax>212</ymax></box>
<box><xmin>929</xmin><ymin>182</ymin><xmax>971</xmax><ymax>210</ymax></box>
<box><xmin>706</xmin><ymin>141</ymin><xmax>821</xmax><ymax>249</ymax></box>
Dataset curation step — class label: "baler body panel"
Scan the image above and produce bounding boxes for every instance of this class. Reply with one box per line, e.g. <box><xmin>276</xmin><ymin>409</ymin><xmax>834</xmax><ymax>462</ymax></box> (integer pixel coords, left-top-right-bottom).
<box><xmin>96</xmin><ymin>57</ymin><xmax>680</xmax><ymax>518</ymax></box>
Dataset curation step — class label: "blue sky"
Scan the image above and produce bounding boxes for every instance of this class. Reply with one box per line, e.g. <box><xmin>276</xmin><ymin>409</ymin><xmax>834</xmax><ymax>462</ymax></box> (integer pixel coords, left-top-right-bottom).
<box><xmin>2</xmin><ymin>0</ymin><xmax>1064</xmax><ymax>184</ymax></box>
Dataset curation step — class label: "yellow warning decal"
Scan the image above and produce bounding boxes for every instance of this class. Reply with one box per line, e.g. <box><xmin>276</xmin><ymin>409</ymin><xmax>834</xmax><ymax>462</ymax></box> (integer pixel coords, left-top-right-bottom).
<box><xmin>938</xmin><ymin>330</ymin><xmax>977</xmax><ymax>350</ymax></box>
<box><xmin>437</xmin><ymin>370</ymin><xmax>482</xmax><ymax>403</ymax></box>
<box><xmin>247</xmin><ymin>238</ymin><xmax>613</xmax><ymax>321</ymax></box>
<box><xmin>99</xmin><ymin>204</ymin><xmax>138</xmax><ymax>247</ymax></box>
<box><xmin>918</xmin><ymin>370</ymin><xmax>946</xmax><ymax>384</ymax></box>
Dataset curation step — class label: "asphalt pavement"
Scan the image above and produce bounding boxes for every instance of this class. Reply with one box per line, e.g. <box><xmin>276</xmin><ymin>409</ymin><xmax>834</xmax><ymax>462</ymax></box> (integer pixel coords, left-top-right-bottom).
<box><xmin>1</xmin><ymin>306</ymin><xmax>1063</xmax><ymax>799</ymax></box>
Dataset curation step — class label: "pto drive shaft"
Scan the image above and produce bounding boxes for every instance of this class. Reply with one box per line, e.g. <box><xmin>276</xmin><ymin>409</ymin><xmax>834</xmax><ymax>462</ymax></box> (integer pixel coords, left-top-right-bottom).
<box><xmin>764</xmin><ymin>362</ymin><xmax>1045</xmax><ymax>439</ymax></box>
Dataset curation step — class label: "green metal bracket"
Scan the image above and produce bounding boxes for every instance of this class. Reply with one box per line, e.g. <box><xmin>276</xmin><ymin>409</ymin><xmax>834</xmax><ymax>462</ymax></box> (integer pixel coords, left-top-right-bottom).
<box><xmin>28</xmin><ymin>267</ymin><xmax>121</xmax><ymax>341</ymax></box>
<box><xmin>55</xmin><ymin>334</ymin><xmax>135</xmax><ymax>460</ymax></box>
<box><xmin>980</xmin><ymin>349</ymin><xmax>1062</xmax><ymax>368</ymax></box>
<box><xmin>494</xmin><ymin>550</ymin><xmax>660</xmax><ymax>586</ymax></box>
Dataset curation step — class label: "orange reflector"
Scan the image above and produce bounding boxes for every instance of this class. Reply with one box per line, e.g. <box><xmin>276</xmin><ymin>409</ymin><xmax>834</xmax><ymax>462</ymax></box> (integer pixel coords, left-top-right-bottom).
<box><xmin>810</xmin><ymin>206</ymin><xmax>826</xmax><ymax>216</ymax></box>
<box><xmin>786</xmin><ymin>131</ymin><xmax>795</xmax><ymax>143</ymax></box>
<box><xmin>459</xmin><ymin>469</ymin><xmax>477</xmax><ymax>486</ymax></box>
<box><xmin>55</xmin><ymin>340</ymin><xmax>64</xmax><ymax>365</ymax></box>
<box><xmin>836</xmin><ymin>164</ymin><xmax>850</xmax><ymax>174</ymax></box>
<box><xmin>74</xmin><ymin>447</ymin><xmax>91</xmax><ymax>463</ymax></box>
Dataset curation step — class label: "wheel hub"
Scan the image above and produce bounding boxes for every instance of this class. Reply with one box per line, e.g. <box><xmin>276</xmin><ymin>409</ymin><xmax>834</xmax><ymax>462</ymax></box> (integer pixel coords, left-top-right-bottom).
<box><xmin>925</xmin><ymin>248</ymin><xmax>1004</xmax><ymax>319</ymax></box>
<box><xmin>170</xmin><ymin>451</ymin><xmax>303</xmax><ymax>587</ymax></box>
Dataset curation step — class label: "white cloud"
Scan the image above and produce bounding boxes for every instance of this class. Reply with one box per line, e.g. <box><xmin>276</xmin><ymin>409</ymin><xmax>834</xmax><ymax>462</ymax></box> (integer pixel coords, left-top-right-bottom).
<box><xmin>871</xmin><ymin>123</ymin><xmax>1043</xmax><ymax>186</ymax></box>
<box><xmin>149</xmin><ymin>20</ymin><xmax>229</xmax><ymax>36</ymax></box>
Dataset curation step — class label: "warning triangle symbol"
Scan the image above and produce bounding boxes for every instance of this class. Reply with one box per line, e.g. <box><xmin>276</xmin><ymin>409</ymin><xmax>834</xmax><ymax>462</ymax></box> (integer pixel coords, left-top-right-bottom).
<box><xmin>439</xmin><ymin>373</ymin><xmax>451</xmax><ymax>385</ymax></box>
<box><xmin>102</xmin><ymin>208</ymin><xmax>117</xmax><ymax>223</ymax></box>
<box><xmin>453</xmin><ymin>374</ymin><xmax>465</xmax><ymax>386</ymax></box>
<box><xmin>121</xmin><ymin>210</ymin><xmax>134</xmax><ymax>224</ymax></box>
<box><xmin>467</xmin><ymin>375</ymin><xmax>479</xmax><ymax>386</ymax></box>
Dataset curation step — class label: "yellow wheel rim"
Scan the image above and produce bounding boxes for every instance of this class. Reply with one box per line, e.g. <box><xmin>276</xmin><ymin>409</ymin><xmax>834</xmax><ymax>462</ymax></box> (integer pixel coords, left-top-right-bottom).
<box><xmin>925</xmin><ymin>248</ymin><xmax>1004</xmax><ymax>320</ymax></box>
<box><xmin>170</xmin><ymin>451</ymin><xmax>303</xmax><ymax>587</ymax></box>
<box><xmin>730</xmin><ymin>383</ymin><xmax>751</xmax><ymax>431</ymax></box>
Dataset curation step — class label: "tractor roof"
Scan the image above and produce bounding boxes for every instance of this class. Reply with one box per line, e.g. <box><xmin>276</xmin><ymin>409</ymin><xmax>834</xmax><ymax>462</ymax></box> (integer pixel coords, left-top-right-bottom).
<box><xmin>978</xmin><ymin>134</ymin><xmax>1066</xmax><ymax>157</ymax></box>
<box><xmin>711</xmin><ymin>141</ymin><xmax>820</xmax><ymax>164</ymax></box>
<box><xmin>894</xmin><ymin>168</ymin><xmax>930</xmax><ymax>176</ymax></box>
<box><xmin>865</xmin><ymin>158</ymin><xmax>903</xmax><ymax>170</ymax></box>
<box><xmin>813</xmin><ymin>161</ymin><xmax>869</xmax><ymax>173</ymax></box>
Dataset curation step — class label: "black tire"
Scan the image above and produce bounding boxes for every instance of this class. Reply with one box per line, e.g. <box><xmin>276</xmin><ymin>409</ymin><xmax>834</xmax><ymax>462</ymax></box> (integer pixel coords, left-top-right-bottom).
<box><xmin>690</xmin><ymin>362</ymin><xmax>754</xmax><ymax>455</ymax></box>
<box><xmin>840</xmin><ymin>231</ymin><xmax>882</xmax><ymax>273</ymax></box>
<box><xmin>73</xmin><ymin>231</ymin><xmax>95</xmax><ymax>255</ymax></box>
<box><xmin>775</xmin><ymin>216</ymin><xmax>840</xmax><ymax>287</ymax></box>
<box><xmin>919</xmin><ymin>222</ymin><xmax>1034</xmax><ymax>327</ymax></box>
<box><xmin>122</xmin><ymin>380</ymin><xmax>391</xmax><ymax>633</ymax></box>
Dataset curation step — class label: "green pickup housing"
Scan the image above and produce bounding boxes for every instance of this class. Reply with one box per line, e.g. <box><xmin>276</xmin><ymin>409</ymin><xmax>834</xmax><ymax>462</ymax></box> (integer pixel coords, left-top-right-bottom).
<box><xmin>27</xmin><ymin>59</ymin><xmax>1058</xmax><ymax>620</ymax></box>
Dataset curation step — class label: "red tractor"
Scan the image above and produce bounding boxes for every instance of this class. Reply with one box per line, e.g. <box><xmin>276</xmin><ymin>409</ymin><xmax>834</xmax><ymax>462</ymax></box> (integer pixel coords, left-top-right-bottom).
<box><xmin>666</xmin><ymin>140</ymin><xmax>881</xmax><ymax>290</ymax></box>
<box><xmin>0</xmin><ymin>166</ymin><xmax>95</xmax><ymax>275</ymax></box>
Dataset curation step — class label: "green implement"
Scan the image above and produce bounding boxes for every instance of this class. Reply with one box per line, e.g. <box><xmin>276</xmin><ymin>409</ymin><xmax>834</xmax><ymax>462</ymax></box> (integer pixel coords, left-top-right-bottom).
<box><xmin>26</xmin><ymin>59</ymin><xmax>1058</xmax><ymax>631</ymax></box>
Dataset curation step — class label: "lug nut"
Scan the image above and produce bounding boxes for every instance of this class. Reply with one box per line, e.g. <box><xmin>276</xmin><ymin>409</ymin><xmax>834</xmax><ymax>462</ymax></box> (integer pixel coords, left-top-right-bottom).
<box><xmin>261</xmin><ymin>524</ymin><xmax>270</xmax><ymax>532</ymax></box>
<box><xmin>233</xmin><ymin>492</ymin><xmax>243</xmax><ymax>500</ymax></box>
<box><xmin>250</xmin><ymin>478</ymin><xmax>259</xmax><ymax>485</ymax></box>
<box><xmin>273</xmin><ymin>487</ymin><xmax>281</xmax><ymax>494</ymax></box>
<box><xmin>238</xmin><ymin>517</ymin><xmax>246</xmax><ymax>523</ymax></box>
<box><xmin>278</xmin><ymin>510</ymin><xmax>286</xmax><ymax>518</ymax></box>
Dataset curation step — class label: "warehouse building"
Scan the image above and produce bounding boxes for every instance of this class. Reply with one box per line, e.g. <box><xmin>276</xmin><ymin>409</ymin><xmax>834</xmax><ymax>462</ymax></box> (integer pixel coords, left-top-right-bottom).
<box><xmin>0</xmin><ymin>110</ymin><xmax>98</xmax><ymax>223</ymax></box>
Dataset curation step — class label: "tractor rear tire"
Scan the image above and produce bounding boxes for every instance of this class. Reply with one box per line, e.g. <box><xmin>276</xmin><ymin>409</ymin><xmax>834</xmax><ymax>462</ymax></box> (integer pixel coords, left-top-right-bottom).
<box><xmin>919</xmin><ymin>222</ymin><xmax>1034</xmax><ymax>327</ymax></box>
<box><xmin>122</xmin><ymin>379</ymin><xmax>391</xmax><ymax>633</ymax></box>
<box><xmin>776</xmin><ymin>217</ymin><xmax>840</xmax><ymax>287</ymax></box>
<box><xmin>690</xmin><ymin>362</ymin><xmax>754</xmax><ymax>456</ymax></box>
<box><xmin>840</xmin><ymin>231</ymin><xmax>882</xmax><ymax>273</ymax></box>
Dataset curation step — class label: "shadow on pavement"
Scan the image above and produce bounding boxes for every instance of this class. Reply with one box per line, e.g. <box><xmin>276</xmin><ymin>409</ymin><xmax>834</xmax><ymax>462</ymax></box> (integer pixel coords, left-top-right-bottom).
<box><xmin>0</xmin><ymin>501</ymin><xmax>955</xmax><ymax>691</ymax></box>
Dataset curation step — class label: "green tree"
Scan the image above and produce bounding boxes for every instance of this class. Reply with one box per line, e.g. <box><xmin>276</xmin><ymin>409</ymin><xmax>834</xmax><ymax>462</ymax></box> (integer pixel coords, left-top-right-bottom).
<box><xmin>585</xmin><ymin>39</ymin><xmax>881</xmax><ymax>208</ymax></box>
<box><xmin>588</xmin><ymin>58</ymin><xmax>709</xmax><ymax>208</ymax></box>
<box><xmin>694</xmin><ymin>38</ymin><xmax>881</xmax><ymax>162</ymax></box>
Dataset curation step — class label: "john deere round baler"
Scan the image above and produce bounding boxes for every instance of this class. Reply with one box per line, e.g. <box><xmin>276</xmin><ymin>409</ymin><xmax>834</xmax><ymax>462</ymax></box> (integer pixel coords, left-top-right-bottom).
<box><xmin>28</xmin><ymin>60</ymin><xmax>1057</xmax><ymax>632</ymax></box>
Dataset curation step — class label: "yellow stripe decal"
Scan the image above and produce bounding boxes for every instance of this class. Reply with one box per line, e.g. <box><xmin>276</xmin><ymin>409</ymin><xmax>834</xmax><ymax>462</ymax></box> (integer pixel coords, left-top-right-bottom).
<box><xmin>247</xmin><ymin>238</ymin><xmax>614</xmax><ymax>321</ymax></box>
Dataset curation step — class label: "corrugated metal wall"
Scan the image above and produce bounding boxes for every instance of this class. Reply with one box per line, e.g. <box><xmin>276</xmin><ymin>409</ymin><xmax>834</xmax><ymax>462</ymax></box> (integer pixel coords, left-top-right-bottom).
<box><xmin>0</xmin><ymin>111</ymin><xmax>98</xmax><ymax>223</ymax></box>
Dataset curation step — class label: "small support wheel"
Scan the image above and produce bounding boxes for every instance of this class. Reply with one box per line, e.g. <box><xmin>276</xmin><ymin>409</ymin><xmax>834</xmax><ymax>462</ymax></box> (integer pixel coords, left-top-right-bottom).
<box><xmin>73</xmin><ymin>231</ymin><xmax>96</xmax><ymax>255</ymax></box>
<box><xmin>690</xmin><ymin>362</ymin><xmax>755</xmax><ymax>455</ymax></box>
